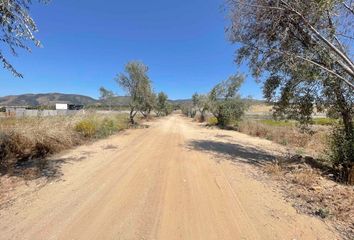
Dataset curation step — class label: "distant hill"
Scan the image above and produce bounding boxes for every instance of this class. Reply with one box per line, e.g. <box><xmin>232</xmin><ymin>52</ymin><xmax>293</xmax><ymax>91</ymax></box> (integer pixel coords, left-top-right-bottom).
<box><xmin>169</xmin><ymin>98</ymin><xmax>266</xmax><ymax>105</ymax></box>
<box><xmin>109</xmin><ymin>96</ymin><xmax>131</xmax><ymax>106</ymax></box>
<box><xmin>169</xmin><ymin>99</ymin><xmax>192</xmax><ymax>105</ymax></box>
<box><xmin>0</xmin><ymin>93</ymin><xmax>266</xmax><ymax>107</ymax></box>
<box><xmin>0</xmin><ymin>93</ymin><xmax>97</xmax><ymax>107</ymax></box>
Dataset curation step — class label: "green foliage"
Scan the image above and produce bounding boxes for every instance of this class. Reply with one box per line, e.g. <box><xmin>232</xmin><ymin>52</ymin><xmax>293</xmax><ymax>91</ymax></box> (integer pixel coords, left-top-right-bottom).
<box><xmin>192</xmin><ymin>93</ymin><xmax>209</xmax><ymax>122</ymax></box>
<box><xmin>0</xmin><ymin>0</ymin><xmax>49</xmax><ymax>77</ymax></box>
<box><xmin>208</xmin><ymin>74</ymin><xmax>247</xmax><ymax>127</ymax></box>
<box><xmin>165</xmin><ymin>103</ymin><xmax>174</xmax><ymax>115</ymax></box>
<box><xmin>192</xmin><ymin>93</ymin><xmax>199</xmax><ymax>107</ymax></box>
<box><xmin>260</xmin><ymin>119</ymin><xmax>295</xmax><ymax>127</ymax></box>
<box><xmin>207</xmin><ymin>116</ymin><xmax>218</xmax><ymax>126</ymax></box>
<box><xmin>329</xmin><ymin>125</ymin><xmax>354</xmax><ymax>182</ymax></box>
<box><xmin>75</xmin><ymin>115</ymin><xmax>129</xmax><ymax>139</ymax></box>
<box><xmin>312</xmin><ymin>118</ymin><xmax>337</xmax><ymax>126</ymax></box>
<box><xmin>75</xmin><ymin>119</ymin><xmax>97</xmax><ymax>138</ymax></box>
<box><xmin>155</xmin><ymin>91</ymin><xmax>170</xmax><ymax>116</ymax></box>
<box><xmin>116</xmin><ymin>61</ymin><xmax>154</xmax><ymax>123</ymax></box>
<box><xmin>227</xmin><ymin>0</ymin><xmax>354</xmax><ymax>182</ymax></box>
<box><xmin>97</xmin><ymin>119</ymin><xmax>118</xmax><ymax>138</ymax></box>
<box><xmin>211</xmin><ymin>98</ymin><xmax>247</xmax><ymax>127</ymax></box>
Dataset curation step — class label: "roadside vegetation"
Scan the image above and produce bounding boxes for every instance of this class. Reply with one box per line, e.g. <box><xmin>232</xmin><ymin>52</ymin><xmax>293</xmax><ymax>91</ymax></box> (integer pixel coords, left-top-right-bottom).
<box><xmin>182</xmin><ymin>74</ymin><xmax>248</xmax><ymax>128</ymax></box>
<box><xmin>0</xmin><ymin>113</ymin><xmax>129</xmax><ymax>177</ymax></box>
<box><xmin>182</xmin><ymin>0</ymin><xmax>354</xmax><ymax>185</ymax></box>
<box><xmin>226</xmin><ymin>0</ymin><xmax>354</xmax><ymax>184</ymax></box>
<box><xmin>0</xmin><ymin>60</ymin><xmax>173</xmax><ymax>178</ymax></box>
<box><xmin>100</xmin><ymin>60</ymin><xmax>173</xmax><ymax>124</ymax></box>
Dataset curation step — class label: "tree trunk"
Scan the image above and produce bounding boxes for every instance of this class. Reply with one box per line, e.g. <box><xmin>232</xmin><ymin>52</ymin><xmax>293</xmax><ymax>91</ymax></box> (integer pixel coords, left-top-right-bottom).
<box><xmin>141</xmin><ymin>111</ymin><xmax>148</xmax><ymax>118</ymax></box>
<box><xmin>349</xmin><ymin>166</ymin><xmax>354</xmax><ymax>185</ymax></box>
<box><xmin>200</xmin><ymin>110</ymin><xmax>206</xmax><ymax>122</ymax></box>
<box><xmin>129</xmin><ymin>107</ymin><xmax>136</xmax><ymax>124</ymax></box>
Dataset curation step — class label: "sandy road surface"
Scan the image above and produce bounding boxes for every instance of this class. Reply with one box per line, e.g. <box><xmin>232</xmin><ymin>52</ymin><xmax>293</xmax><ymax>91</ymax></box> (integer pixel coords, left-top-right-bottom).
<box><xmin>0</xmin><ymin>115</ymin><xmax>338</xmax><ymax>240</ymax></box>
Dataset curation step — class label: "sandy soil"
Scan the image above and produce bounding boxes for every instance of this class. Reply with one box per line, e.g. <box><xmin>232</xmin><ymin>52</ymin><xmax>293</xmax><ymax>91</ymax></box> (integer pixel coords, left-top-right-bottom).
<box><xmin>0</xmin><ymin>114</ymin><xmax>339</xmax><ymax>240</ymax></box>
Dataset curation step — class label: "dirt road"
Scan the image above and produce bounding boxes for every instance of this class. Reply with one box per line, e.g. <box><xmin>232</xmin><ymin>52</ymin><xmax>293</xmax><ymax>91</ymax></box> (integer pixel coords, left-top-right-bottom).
<box><xmin>0</xmin><ymin>115</ymin><xmax>338</xmax><ymax>240</ymax></box>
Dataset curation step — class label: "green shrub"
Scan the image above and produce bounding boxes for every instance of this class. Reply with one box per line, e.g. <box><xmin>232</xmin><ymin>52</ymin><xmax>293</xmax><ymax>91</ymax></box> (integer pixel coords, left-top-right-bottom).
<box><xmin>75</xmin><ymin>119</ymin><xmax>97</xmax><ymax>138</ymax></box>
<box><xmin>207</xmin><ymin>116</ymin><xmax>218</xmax><ymax>126</ymax></box>
<box><xmin>211</xmin><ymin>99</ymin><xmax>246</xmax><ymax>127</ymax></box>
<box><xmin>329</xmin><ymin>125</ymin><xmax>354</xmax><ymax>182</ymax></box>
<box><xmin>97</xmin><ymin>118</ymin><xmax>118</xmax><ymax>138</ymax></box>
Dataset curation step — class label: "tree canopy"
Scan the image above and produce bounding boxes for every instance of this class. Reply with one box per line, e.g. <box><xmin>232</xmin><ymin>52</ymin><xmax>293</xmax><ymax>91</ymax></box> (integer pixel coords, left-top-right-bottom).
<box><xmin>0</xmin><ymin>0</ymin><xmax>48</xmax><ymax>77</ymax></box>
<box><xmin>116</xmin><ymin>61</ymin><xmax>153</xmax><ymax>123</ymax></box>
<box><xmin>227</xmin><ymin>0</ymin><xmax>353</xmax><ymax>127</ymax></box>
<box><xmin>208</xmin><ymin>74</ymin><xmax>247</xmax><ymax>126</ymax></box>
<box><xmin>227</xmin><ymin>0</ymin><xmax>354</xmax><ymax>182</ymax></box>
<box><xmin>156</xmin><ymin>91</ymin><xmax>169</xmax><ymax>116</ymax></box>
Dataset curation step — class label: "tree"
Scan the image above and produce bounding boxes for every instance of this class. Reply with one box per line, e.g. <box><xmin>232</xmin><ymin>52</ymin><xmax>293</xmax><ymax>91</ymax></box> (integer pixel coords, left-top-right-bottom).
<box><xmin>227</xmin><ymin>0</ymin><xmax>354</xmax><ymax>182</ymax></box>
<box><xmin>208</xmin><ymin>74</ymin><xmax>247</xmax><ymax>127</ymax></box>
<box><xmin>116</xmin><ymin>61</ymin><xmax>153</xmax><ymax>124</ymax></box>
<box><xmin>192</xmin><ymin>93</ymin><xmax>209</xmax><ymax>122</ymax></box>
<box><xmin>99</xmin><ymin>87</ymin><xmax>115</xmax><ymax>111</ymax></box>
<box><xmin>155</xmin><ymin>91</ymin><xmax>169</xmax><ymax>116</ymax></box>
<box><xmin>180</xmin><ymin>102</ymin><xmax>195</xmax><ymax>118</ymax></box>
<box><xmin>0</xmin><ymin>0</ymin><xmax>48</xmax><ymax>77</ymax></box>
<box><xmin>141</xmin><ymin>90</ymin><xmax>155</xmax><ymax>118</ymax></box>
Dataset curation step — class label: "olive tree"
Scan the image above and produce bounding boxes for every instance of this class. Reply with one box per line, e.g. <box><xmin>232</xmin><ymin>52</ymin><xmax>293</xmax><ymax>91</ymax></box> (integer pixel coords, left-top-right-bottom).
<box><xmin>155</xmin><ymin>91</ymin><xmax>169</xmax><ymax>116</ymax></box>
<box><xmin>139</xmin><ymin>89</ymin><xmax>155</xmax><ymax>118</ymax></box>
<box><xmin>0</xmin><ymin>0</ymin><xmax>48</xmax><ymax>77</ymax></box>
<box><xmin>208</xmin><ymin>74</ymin><xmax>247</xmax><ymax>127</ymax></box>
<box><xmin>227</xmin><ymin>0</ymin><xmax>354</xmax><ymax>183</ymax></box>
<box><xmin>116</xmin><ymin>61</ymin><xmax>153</xmax><ymax>124</ymax></box>
<box><xmin>180</xmin><ymin>102</ymin><xmax>194</xmax><ymax>118</ymax></box>
<box><xmin>192</xmin><ymin>93</ymin><xmax>209</xmax><ymax>122</ymax></box>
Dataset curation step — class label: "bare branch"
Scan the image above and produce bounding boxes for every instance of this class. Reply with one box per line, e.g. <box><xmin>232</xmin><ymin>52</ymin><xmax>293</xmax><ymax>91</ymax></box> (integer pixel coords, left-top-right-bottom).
<box><xmin>343</xmin><ymin>2</ymin><xmax>354</xmax><ymax>15</ymax></box>
<box><xmin>279</xmin><ymin>0</ymin><xmax>354</xmax><ymax>75</ymax></box>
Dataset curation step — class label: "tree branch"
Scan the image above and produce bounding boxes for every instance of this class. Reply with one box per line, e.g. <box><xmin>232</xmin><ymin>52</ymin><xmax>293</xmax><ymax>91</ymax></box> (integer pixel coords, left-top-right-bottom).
<box><xmin>279</xmin><ymin>0</ymin><xmax>354</xmax><ymax>76</ymax></box>
<box><xmin>343</xmin><ymin>2</ymin><xmax>354</xmax><ymax>15</ymax></box>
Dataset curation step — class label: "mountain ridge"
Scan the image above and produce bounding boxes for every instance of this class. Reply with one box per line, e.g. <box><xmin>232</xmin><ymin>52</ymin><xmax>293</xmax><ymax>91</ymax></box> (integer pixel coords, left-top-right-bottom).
<box><xmin>0</xmin><ymin>93</ymin><xmax>97</xmax><ymax>106</ymax></box>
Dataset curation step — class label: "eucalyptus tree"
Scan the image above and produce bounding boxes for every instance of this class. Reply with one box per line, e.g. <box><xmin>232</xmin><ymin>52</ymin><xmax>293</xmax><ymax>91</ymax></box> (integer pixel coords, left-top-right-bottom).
<box><xmin>0</xmin><ymin>0</ymin><xmax>48</xmax><ymax>77</ymax></box>
<box><xmin>208</xmin><ymin>74</ymin><xmax>247</xmax><ymax>127</ymax></box>
<box><xmin>227</xmin><ymin>0</ymin><xmax>354</xmax><ymax>182</ymax></box>
<box><xmin>116</xmin><ymin>61</ymin><xmax>153</xmax><ymax>124</ymax></box>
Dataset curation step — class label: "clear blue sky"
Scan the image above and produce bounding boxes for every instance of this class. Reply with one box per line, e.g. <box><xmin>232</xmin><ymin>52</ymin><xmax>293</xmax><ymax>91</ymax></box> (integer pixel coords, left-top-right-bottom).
<box><xmin>0</xmin><ymin>0</ymin><xmax>263</xmax><ymax>100</ymax></box>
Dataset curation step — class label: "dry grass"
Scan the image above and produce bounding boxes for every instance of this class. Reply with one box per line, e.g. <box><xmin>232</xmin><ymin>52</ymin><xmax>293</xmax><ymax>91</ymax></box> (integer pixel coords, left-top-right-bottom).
<box><xmin>247</xmin><ymin>104</ymin><xmax>273</xmax><ymax>114</ymax></box>
<box><xmin>238</xmin><ymin>120</ymin><xmax>328</xmax><ymax>156</ymax></box>
<box><xmin>290</xmin><ymin>168</ymin><xmax>318</xmax><ymax>187</ymax></box>
<box><xmin>263</xmin><ymin>157</ymin><xmax>354</xmax><ymax>239</ymax></box>
<box><xmin>0</xmin><ymin>113</ymin><xmax>129</xmax><ymax>176</ymax></box>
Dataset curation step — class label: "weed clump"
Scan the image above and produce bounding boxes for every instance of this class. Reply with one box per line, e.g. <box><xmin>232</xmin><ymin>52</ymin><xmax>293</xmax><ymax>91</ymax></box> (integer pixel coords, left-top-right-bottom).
<box><xmin>75</xmin><ymin>119</ymin><xmax>97</xmax><ymax>138</ymax></box>
<box><xmin>207</xmin><ymin>116</ymin><xmax>218</xmax><ymax>126</ymax></box>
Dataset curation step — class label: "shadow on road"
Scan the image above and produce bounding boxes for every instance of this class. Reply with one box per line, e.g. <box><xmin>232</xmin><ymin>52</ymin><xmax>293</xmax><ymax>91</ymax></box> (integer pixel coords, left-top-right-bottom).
<box><xmin>6</xmin><ymin>155</ymin><xmax>89</xmax><ymax>181</ymax></box>
<box><xmin>188</xmin><ymin>140</ymin><xmax>275</xmax><ymax>167</ymax></box>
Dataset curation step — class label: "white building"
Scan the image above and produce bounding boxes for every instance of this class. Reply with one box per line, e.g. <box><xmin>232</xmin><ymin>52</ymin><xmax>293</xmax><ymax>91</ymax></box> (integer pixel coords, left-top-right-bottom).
<box><xmin>55</xmin><ymin>103</ymin><xmax>69</xmax><ymax>110</ymax></box>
